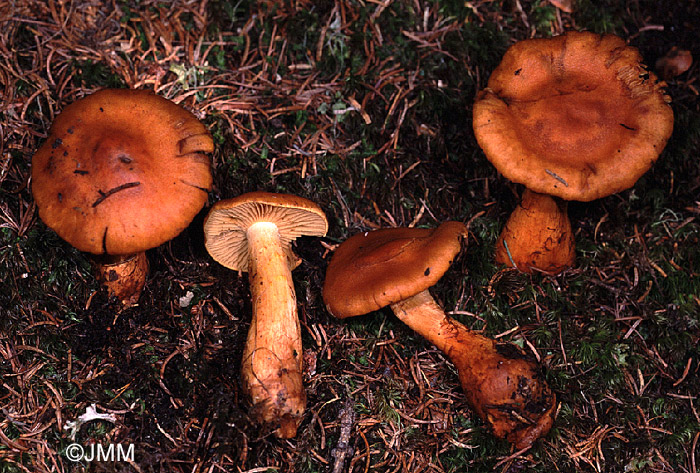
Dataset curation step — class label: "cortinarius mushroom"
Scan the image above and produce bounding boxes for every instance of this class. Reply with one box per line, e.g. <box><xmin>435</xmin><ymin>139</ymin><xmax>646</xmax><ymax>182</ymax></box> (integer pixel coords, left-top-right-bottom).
<box><xmin>473</xmin><ymin>31</ymin><xmax>674</xmax><ymax>273</ymax></box>
<box><xmin>203</xmin><ymin>192</ymin><xmax>328</xmax><ymax>438</ymax></box>
<box><xmin>31</xmin><ymin>89</ymin><xmax>214</xmax><ymax>304</ymax></box>
<box><xmin>655</xmin><ymin>46</ymin><xmax>693</xmax><ymax>81</ymax></box>
<box><xmin>322</xmin><ymin>222</ymin><xmax>556</xmax><ymax>449</ymax></box>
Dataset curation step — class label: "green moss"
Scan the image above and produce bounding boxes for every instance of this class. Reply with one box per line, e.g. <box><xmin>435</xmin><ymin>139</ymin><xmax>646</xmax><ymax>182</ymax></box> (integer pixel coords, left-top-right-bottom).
<box><xmin>71</xmin><ymin>60</ymin><xmax>125</xmax><ymax>89</ymax></box>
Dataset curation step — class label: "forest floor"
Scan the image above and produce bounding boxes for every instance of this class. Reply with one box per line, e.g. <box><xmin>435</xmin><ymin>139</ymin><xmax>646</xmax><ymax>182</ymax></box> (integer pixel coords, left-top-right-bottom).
<box><xmin>1</xmin><ymin>1</ymin><xmax>699</xmax><ymax>472</ymax></box>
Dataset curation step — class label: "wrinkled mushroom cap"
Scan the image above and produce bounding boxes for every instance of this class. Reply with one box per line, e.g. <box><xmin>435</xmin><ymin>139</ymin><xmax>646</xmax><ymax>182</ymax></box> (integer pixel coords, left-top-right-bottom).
<box><xmin>31</xmin><ymin>89</ymin><xmax>214</xmax><ymax>255</ymax></box>
<box><xmin>473</xmin><ymin>31</ymin><xmax>674</xmax><ymax>202</ymax></box>
<box><xmin>203</xmin><ymin>191</ymin><xmax>328</xmax><ymax>272</ymax></box>
<box><xmin>323</xmin><ymin>221</ymin><xmax>467</xmax><ymax>318</ymax></box>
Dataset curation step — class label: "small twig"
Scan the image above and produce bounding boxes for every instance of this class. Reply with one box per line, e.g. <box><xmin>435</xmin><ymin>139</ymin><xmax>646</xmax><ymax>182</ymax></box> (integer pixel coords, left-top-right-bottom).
<box><xmin>330</xmin><ymin>397</ymin><xmax>356</xmax><ymax>473</ymax></box>
<box><xmin>494</xmin><ymin>444</ymin><xmax>531</xmax><ymax>469</ymax></box>
<box><xmin>390</xmin><ymin>160</ymin><xmax>421</xmax><ymax>190</ymax></box>
<box><xmin>558</xmin><ymin>320</ymin><xmax>570</xmax><ymax>372</ymax></box>
<box><xmin>92</xmin><ymin>181</ymin><xmax>141</xmax><ymax>207</ymax></box>
<box><xmin>465</xmin><ymin>210</ymin><xmax>485</xmax><ymax>232</ymax></box>
<box><xmin>408</xmin><ymin>198</ymin><xmax>426</xmax><ymax>227</ymax></box>
<box><xmin>691</xmin><ymin>431</ymin><xmax>699</xmax><ymax>473</ymax></box>
<box><xmin>545</xmin><ymin>168</ymin><xmax>568</xmax><ymax>187</ymax></box>
<box><xmin>502</xmin><ymin>239</ymin><xmax>517</xmax><ymax>269</ymax></box>
<box><xmin>672</xmin><ymin>358</ymin><xmax>693</xmax><ymax>387</ymax></box>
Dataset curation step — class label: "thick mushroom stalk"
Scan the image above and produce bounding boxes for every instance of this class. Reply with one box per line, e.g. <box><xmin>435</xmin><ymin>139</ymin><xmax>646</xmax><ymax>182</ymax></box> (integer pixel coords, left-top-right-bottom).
<box><xmin>93</xmin><ymin>253</ymin><xmax>149</xmax><ymax>305</ymax></box>
<box><xmin>242</xmin><ymin>221</ymin><xmax>304</xmax><ymax>438</ymax></box>
<box><xmin>495</xmin><ymin>189</ymin><xmax>575</xmax><ymax>274</ymax></box>
<box><xmin>391</xmin><ymin>289</ymin><xmax>556</xmax><ymax>449</ymax></box>
<box><xmin>203</xmin><ymin>192</ymin><xmax>328</xmax><ymax>438</ymax></box>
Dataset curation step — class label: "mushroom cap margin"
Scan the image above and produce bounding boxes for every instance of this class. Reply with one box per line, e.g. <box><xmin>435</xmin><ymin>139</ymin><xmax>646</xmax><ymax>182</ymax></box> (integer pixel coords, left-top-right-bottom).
<box><xmin>322</xmin><ymin>221</ymin><xmax>468</xmax><ymax>319</ymax></box>
<box><xmin>473</xmin><ymin>31</ymin><xmax>674</xmax><ymax>202</ymax></box>
<box><xmin>203</xmin><ymin>191</ymin><xmax>328</xmax><ymax>272</ymax></box>
<box><xmin>31</xmin><ymin>88</ymin><xmax>214</xmax><ymax>255</ymax></box>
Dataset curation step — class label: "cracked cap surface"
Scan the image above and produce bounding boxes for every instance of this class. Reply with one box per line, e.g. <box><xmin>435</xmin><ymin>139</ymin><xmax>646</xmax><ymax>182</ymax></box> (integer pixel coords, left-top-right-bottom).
<box><xmin>31</xmin><ymin>88</ymin><xmax>214</xmax><ymax>255</ymax></box>
<box><xmin>473</xmin><ymin>31</ymin><xmax>674</xmax><ymax>202</ymax></box>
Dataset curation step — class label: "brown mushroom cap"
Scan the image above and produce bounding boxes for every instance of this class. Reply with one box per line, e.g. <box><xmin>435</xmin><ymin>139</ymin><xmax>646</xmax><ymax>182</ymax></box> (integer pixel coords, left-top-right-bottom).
<box><xmin>203</xmin><ymin>191</ymin><xmax>328</xmax><ymax>271</ymax></box>
<box><xmin>322</xmin><ymin>221</ymin><xmax>468</xmax><ymax>318</ymax></box>
<box><xmin>31</xmin><ymin>89</ymin><xmax>214</xmax><ymax>255</ymax></box>
<box><xmin>473</xmin><ymin>31</ymin><xmax>674</xmax><ymax>202</ymax></box>
<box><xmin>655</xmin><ymin>47</ymin><xmax>693</xmax><ymax>81</ymax></box>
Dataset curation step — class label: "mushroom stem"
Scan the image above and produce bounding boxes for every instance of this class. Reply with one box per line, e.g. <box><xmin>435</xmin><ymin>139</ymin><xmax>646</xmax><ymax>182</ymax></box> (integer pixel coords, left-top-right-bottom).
<box><xmin>495</xmin><ymin>189</ymin><xmax>575</xmax><ymax>274</ymax></box>
<box><xmin>391</xmin><ymin>289</ymin><xmax>556</xmax><ymax>449</ymax></box>
<box><xmin>93</xmin><ymin>252</ymin><xmax>149</xmax><ymax>306</ymax></box>
<box><xmin>241</xmin><ymin>221</ymin><xmax>305</xmax><ymax>438</ymax></box>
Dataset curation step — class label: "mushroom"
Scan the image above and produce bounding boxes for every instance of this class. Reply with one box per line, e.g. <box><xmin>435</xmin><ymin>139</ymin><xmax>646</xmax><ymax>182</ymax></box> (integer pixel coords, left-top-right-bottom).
<box><xmin>322</xmin><ymin>222</ymin><xmax>556</xmax><ymax>449</ymax></box>
<box><xmin>203</xmin><ymin>192</ymin><xmax>328</xmax><ymax>438</ymax></box>
<box><xmin>31</xmin><ymin>89</ymin><xmax>214</xmax><ymax>304</ymax></box>
<box><xmin>655</xmin><ymin>46</ymin><xmax>693</xmax><ymax>81</ymax></box>
<box><xmin>473</xmin><ymin>31</ymin><xmax>674</xmax><ymax>274</ymax></box>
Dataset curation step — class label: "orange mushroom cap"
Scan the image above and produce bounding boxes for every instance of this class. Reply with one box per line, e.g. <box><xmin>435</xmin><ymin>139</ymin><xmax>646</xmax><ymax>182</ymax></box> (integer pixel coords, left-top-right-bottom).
<box><xmin>322</xmin><ymin>221</ymin><xmax>468</xmax><ymax>318</ymax></box>
<box><xmin>31</xmin><ymin>89</ymin><xmax>214</xmax><ymax>255</ymax></box>
<box><xmin>473</xmin><ymin>31</ymin><xmax>674</xmax><ymax>202</ymax></box>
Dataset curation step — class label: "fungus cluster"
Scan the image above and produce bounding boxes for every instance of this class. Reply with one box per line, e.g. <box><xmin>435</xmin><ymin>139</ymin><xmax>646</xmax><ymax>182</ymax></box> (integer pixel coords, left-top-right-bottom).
<box><xmin>31</xmin><ymin>31</ymin><xmax>670</xmax><ymax>448</ymax></box>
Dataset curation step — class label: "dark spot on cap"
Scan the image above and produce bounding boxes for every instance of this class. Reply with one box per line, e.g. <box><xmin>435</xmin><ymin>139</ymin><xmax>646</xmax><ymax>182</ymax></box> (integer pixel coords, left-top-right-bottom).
<box><xmin>51</xmin><ymin>138</ymin><xmax>63</xmax><ymax>149</ymax></box>
<box><xmin>45</xmin><ymin>155</ymin><xmax>56</xmax><ymax>174</ymax></box>
<box><xmin>514</xmin><ymin>68</ymin><xmax>522</xmax><ymax>75</ymax></box>
<box><xmin>57</xmin><ymin>193</ymin><xmax>63</xmax><ymax>202</ymax></box>
<box><xmin>99</xmin><ymin>107</ymin><xmax>104</xmax><ymax>112</ymax></box>
<box><xmin>424</xmin><ymin>267</ymin><xmax>430</xmax><ymax>276</ymax></box>
<box><xmin>63</xmin><ymin>150</ymin><xmax>68</xmax><ymax>156</ymax></box>
<box><xmin>67</xmin><ymin>127</ymin><xmax>74</xmax><ymax>134</ymax></box>
<box><xmin>118</xmin><ymin>155</ymin><xmax>132</xmax><ymax>164</ymax></box>
<box><xmin>74</xmin><ymin>170</ymin><xmax>89</xmax><ymax>175</ymax></box>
